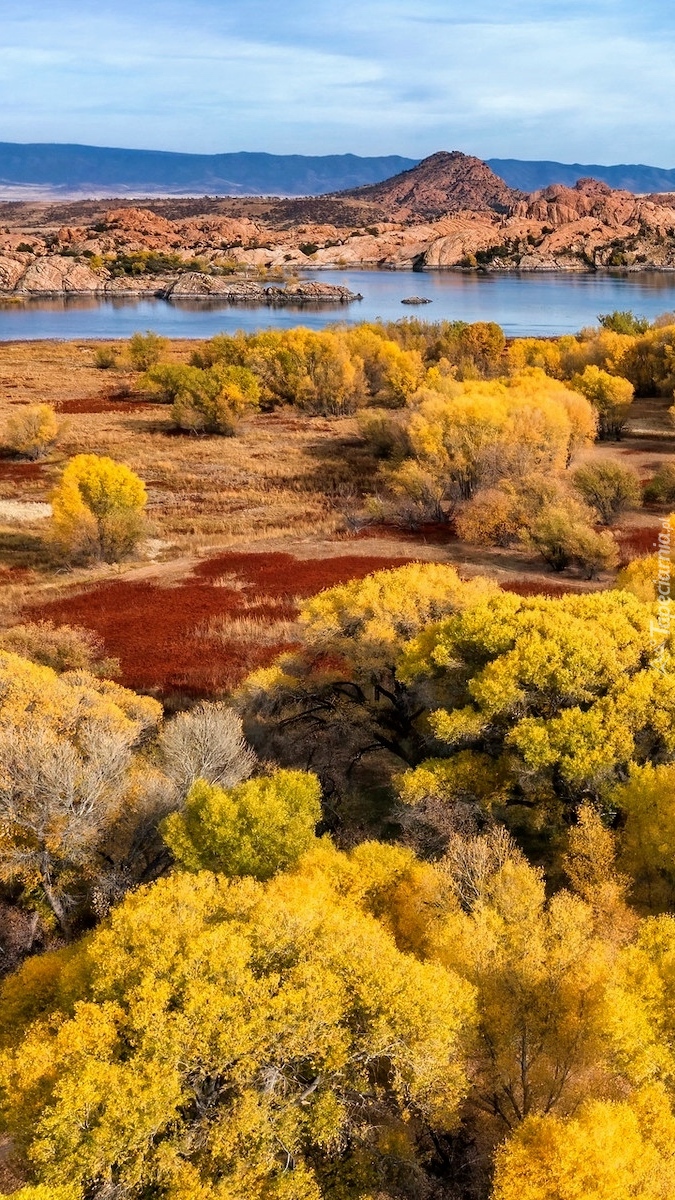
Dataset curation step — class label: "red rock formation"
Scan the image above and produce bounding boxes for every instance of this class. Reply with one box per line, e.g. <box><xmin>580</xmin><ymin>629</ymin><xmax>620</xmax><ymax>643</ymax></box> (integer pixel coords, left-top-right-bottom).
<box><xmin>338</xmin><ymin>151</ymin><xmax>523</xmax><ymax>220</ymax></box>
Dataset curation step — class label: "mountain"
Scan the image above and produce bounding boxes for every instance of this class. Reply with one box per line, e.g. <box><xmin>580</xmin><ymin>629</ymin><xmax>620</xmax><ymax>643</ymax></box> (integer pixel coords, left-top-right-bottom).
<box><xmin>0</xmin><ymin>142</ymin><xmax>673</xmax><ymax>200</ymax></box>
<box><xmin>338</xmin><ymin>151</ymin><xmax>523</xmax><ymax>219</ymax></box>
<box><xmin>487</xmin><ymin>159</ymin><xmax>675</xmax><ymax>194</ymax></box>
<box><xmin>0</xmin><ymin>144</ymin><xmax>417</xmax><ymax>198</ymax></box>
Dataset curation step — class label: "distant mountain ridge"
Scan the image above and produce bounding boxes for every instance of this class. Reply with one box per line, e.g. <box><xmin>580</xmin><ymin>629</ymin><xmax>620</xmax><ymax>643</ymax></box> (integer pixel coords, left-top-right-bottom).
<box><xmin>0</xmin><ymin>144</ymin><xmax>417</xmax><ymax>198</ymax></box>
<box><xmin>0</xmin><ymin>142</ymin><xmax>673</xmax><ymax>199</ymax></box>
<box><xmin>487</xmin><ymin>159</ymin><xmax>675</xmax><ymax>194</ymax></box>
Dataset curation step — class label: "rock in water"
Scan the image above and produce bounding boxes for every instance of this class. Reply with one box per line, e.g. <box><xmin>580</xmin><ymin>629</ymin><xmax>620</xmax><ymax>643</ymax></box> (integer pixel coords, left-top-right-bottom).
<box><xmin>401</xmin><ymin>296</ymin><xmax>432</xmax><ymax>305</ymax></box>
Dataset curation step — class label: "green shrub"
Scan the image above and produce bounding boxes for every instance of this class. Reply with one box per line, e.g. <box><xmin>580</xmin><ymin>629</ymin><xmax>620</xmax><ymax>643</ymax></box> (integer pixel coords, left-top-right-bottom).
<box><xmin>92</xmin><ymin>345</ymin><xmax>119</xmax><ymax>370</ymax></box>
<box><xmin>128</xmin><ymin>330</ymin><xmax>168</xmax><ymax>372</ymax></box>
<box><xmin>572</xmin><ymin>461</ymin><xmax>642</xmax><ymax>524</ymax></box>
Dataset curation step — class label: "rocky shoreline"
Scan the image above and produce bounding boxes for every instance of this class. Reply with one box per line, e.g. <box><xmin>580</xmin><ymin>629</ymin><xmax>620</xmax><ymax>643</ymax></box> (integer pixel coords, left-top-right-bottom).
<box><xmin>0</xmin><ymin>265</ymin><xmax>362</xmax><ymax>303</ymax></box>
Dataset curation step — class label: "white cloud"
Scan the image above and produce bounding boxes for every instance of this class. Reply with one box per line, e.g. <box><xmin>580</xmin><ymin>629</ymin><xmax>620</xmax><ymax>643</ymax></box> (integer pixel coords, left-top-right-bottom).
<box><xmin>0</xmin><ymin>1</ymin><xmax>672</xmax><ymax>163</ymax></box>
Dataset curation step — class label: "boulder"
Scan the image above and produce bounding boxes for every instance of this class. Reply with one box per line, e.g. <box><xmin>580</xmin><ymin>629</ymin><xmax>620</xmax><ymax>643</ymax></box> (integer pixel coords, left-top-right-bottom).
<box><xmin>0</xmin><ymin>256</ymin><xmax>28</xmax><ymax>290</ymax></box>
<box><xmin>16</xmin><ymin>256</ymin><xmax>103</xmax><ymax>293</ymax></box>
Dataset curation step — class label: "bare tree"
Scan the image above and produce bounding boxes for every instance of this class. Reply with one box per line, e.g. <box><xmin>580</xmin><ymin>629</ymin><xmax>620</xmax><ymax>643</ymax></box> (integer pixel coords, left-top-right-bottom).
<box><xmin>159</xmin><ymin>702</ymin><xmax>256</xmax><ymax>798</ymax></box>
<box><xmin>0</xmin><ymin>723</ymin><xmax>138</xmax><ymax>936</ymax></box>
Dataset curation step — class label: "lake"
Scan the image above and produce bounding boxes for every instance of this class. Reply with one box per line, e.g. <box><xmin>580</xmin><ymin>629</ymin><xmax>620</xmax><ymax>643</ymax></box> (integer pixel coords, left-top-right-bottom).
<box><xmin>1</xmin><ymin>269</ymin><xmax>675</xmax><ymax>341</ymax></box>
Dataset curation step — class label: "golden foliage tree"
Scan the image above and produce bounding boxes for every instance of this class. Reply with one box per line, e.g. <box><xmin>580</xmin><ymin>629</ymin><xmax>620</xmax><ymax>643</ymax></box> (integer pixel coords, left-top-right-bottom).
<box><xmin>4</xmin><ymin>403</ymin><xmax>61</xmax><ymax>460</ymax></box>
<box><xmin>162</xmin><ymin>770</ymin><xmax>322</xmax><ymax>878</ymax></box>
<box><xmin>0</xmin><ymin>851</ymin><xmax>475</xmax><ymax>1199</ymax></box>
<box><xmin>51</xmin><ymin>453</ymin><xmax>147</xmax><ymax>562</ymax></box>
<box><xmin>492</xmin><ymin>1085</ymin><xmax>675</xmax><ymax>1200</ymax></box>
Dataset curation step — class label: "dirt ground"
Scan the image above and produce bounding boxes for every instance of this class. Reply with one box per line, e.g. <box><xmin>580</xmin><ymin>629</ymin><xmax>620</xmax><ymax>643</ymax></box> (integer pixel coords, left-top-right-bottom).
<box><xmin>0</xmin><ymin>340</ymin><xmax>672</xmax><ymax>699</ymax></box>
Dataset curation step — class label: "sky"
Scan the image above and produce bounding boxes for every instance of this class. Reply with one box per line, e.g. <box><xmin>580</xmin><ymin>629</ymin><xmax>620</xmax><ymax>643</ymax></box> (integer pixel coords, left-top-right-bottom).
<box><xmin>1</xmin><ymin>0</ymin><xmax>674</xmax><ymax>165</ymax></box>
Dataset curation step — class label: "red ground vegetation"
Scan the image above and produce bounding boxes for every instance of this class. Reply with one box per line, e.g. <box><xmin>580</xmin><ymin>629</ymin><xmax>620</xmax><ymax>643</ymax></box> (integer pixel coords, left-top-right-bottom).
<box><xmin>56</xmin><ymin>396</ymin><xmax>158</xmax><ymax>414</ymax></box>
<box><xmin>0</xmin><ymin>461</ymin><xmax>48</xmax><ymax>481</ymax></box>
<box><xmin>29</xmin><ymin>551</ymin><xmax>414</xmax><ymax>700</ymax></box>
<box><xmin>613</xmin><ymin>524</ymin><xmax>662</xmax><ymax>562</ymax></box>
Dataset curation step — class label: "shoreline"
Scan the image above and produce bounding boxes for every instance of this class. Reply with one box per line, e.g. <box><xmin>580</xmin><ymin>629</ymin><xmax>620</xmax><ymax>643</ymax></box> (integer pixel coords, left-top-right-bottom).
<box><xmin>0</xmin><ymin>265</ymin><xmax>674</xmax><ymax>303</ymax></box>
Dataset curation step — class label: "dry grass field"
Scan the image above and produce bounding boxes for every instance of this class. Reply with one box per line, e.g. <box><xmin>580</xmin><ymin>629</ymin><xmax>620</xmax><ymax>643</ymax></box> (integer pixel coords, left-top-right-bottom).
<box><xmin>0</xmin><ymin>339</ymin><xmax>673</xmax><ymax>699</ymax></box>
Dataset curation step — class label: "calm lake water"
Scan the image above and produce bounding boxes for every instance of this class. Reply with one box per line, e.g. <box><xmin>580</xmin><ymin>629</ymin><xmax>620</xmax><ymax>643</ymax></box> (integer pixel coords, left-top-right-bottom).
<box><xmin>1</xmin><ymin>269</ymin><xmax>675</xmax><ymax>341</ymax></box>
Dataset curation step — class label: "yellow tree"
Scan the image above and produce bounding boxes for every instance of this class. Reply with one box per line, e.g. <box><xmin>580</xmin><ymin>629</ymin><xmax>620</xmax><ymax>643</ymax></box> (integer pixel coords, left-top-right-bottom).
<box><xmin>4</xmin><ymin>404</ymin><xmax>61</xmax><ymax>460</ymax></box>
<box><xmin>51</xmin><ymin>453</ymin><xmax>147</xmax><ymax>562</ymax></box>
<box><xmin>0</xmin><ymin>853</ymin><xmax>476</xmax><ymax>1199</ymax></box>
<box><xmin>569</xmin><ymin>364</ymin><xmax>634</xmax><ymax>438</ymax></box>
<box><xmin>239</xmin><ymin>563</ymin><xmax>497</xmax><ymax>782</ymax></box>
<box><xmin>492</xmin><ymin>1085</ymin><xmax>675</xmax><ymax>1200</ymax></box>
<box><xmin>431</xmin><ymin>843</ymin><xmax>621</xmax><ymax>1132</ymax></box>
<box><xmin>397</xmin><ymin>589</ymin><xmax>675</xmax><ymax>823</ymax></box>
<box><xmin>162</xmin><ymin>770</ymin><xmax>322</xmax><ymax>878</ymax></box>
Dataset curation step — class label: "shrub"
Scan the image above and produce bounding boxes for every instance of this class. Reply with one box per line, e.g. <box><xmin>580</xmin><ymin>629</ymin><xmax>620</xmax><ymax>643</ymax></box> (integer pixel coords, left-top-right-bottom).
<box><xmin>141</xmin><ymin>362</ymin><xmax>196</xmax><ymax>403</ymax></box>
<box><xmin>51</xmin><ymin>453</ymin><xmax>147</xmax><ymax>563</ymax></box>
<box><xmin>456</xmin><ymin>484</ymin><xmax>524</xmax><ymax>547</ymax></box>
<box><xmin>92</xmin><ymin>345</ymin><xmax>119</xmax><ymax>370</ymax></box>
<box><xmin>598</xmin><ymin>309</ymin><xmax>649</xmax><ymax>336</ymax></box>
<box><xmin>357</xmin><ymin>408</ymin><xmax>411</xmax><ymax>459</ymax></box>
<box><xmin>128</xmin><ymin>330</ymin><xmax>168</xmax><ymax>371</ymax></box>
<box><xmin>569</xmin><ymin>365</ymin><xmax>634</xmax><ymax>439</ymax></box>
<box><xmin>4</xmin><ymin>404</ymin><xmax>60</xmax><ymax>460</ymax></box>
<box><xmin>529</xmin><ymin>502</ymin><xmax>618</xmax><ymax>576</ymax></box>
<box><xmin>572</xmin><ymin>461</ymin><xmax>642</xmax><ymax>524</ymax></box>
<box><xmin>643</xmin><ymin>463</ymin><xmax>675</xmax><ymax>504</ymax></box>
<box><xmin>0</xmin><ymin>620</ymin><xmax>119</xmax><ymax>677</ymax></box>
<box><xmin>171</xmin><ymin>364</ymin><xmax>260</xmax><ymax>434</ymax></box>
<box><xmin>161</xmin><ymin>769</ymin><xmax>322</xmax><ymax>878</ymax></box>
<box><xmin>386</xmin><ymin>459</ymin><xmax>446</xmax><ymax>525</ymax></box>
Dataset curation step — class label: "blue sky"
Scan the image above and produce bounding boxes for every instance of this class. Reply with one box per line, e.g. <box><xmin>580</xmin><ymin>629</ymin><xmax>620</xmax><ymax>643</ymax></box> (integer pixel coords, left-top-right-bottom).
<box><xmin>2</xmin><ymin>0</ymin><xmax>674</xmax><ymax>164</ymax></box>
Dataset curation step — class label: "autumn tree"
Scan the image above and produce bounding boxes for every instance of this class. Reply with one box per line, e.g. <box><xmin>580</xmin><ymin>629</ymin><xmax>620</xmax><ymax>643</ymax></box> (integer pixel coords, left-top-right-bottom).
<box><xmin>618</xmin><ymin>322</ymin><xmax>675</xmax><ymax>395</ymax></box>
<box><xmin>432</xmin><ymin>841</ymin><xmax>623</xmax><ymax>1133</ymax></box>
<box><xmin>162</xmin><ymin>770</ymin><xmax>322</xmax><ymax>878</ymax></box>
<box><xmin>345</xmin><ymin>324</ymin><xmax>425</xmax><ymax>405</ymax></box>
<box><xmin>51</xmin><ymin>453</ymin><xmax>147</xmax><ymax>562</ymax></box>
<box><xmin>572</xmin><ymin>460</ymin><xmax>642</xmax><ymax>524</ymax></box>
<box><xmin>239</xmin><ymin>563</ymin><xmax>497</xmax><ymax>787</ymax></box>
<box><xmin>397</xmin><ymin>588</ymin><xmax>675</xmax><ymax>826</ymax></box>
<box><xmin>0</xmin><ymin>854</ymin><xmax>475</xmax><ymax>1199</ymax></box>
<box><xmin>615</xmin><ymin>551</ymin><xmax>674</xmax><ymax>602</ymax></box>
<box><xmin>569</xmin><ymin>364</ymin><xmax>635</xmax><ymax>438</ymax></box>
<box><xmin>401</xmin><ymin>371</ymin><xmax>595</xmax><ymax>507</ymax></box>
<box><xmin>492</xmin><ymin>1085</ymin><xmax>675</xmax><ymax>1200</ymax></box>
<box><xmin>4</xmin><ymin>403</ymin><xmax>61</xmax><ymax>461</ymax></box>
<box><xmin>610</xmin><ymin>764</ymin><xmax>675</xmax><ymax>911</ymax></box>
<box><xmin>456</xmin><ymin>474</ymin><xmax>572</xmax><ymax>549</ymax></box>
<box><xmin>528</xmin><ymin>501</ymin><xmax>619</xmax><ymax>576</ymax></box>
<box><xmin>0</xmin><ymin>651</ymin><xmax>161</xmax><ymax>934</ymax></box>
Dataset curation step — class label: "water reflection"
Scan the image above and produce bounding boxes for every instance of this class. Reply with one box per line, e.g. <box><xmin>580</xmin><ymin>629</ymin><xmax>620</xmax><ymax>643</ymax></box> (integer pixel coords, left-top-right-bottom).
<box><xmin>0</xmin><ymin>269</ymin><xmax>674</xmax><ymax>340</ymax></box>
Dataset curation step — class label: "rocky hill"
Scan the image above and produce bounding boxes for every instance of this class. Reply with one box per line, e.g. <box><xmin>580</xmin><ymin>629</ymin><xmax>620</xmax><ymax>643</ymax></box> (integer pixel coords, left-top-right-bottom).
<box><xmin>338</xmin><ymin>151</ymin><xmax>523</xmax><ymax>219</ymax></box>
<box><xmin>2</xmin><ymin>151</ymin><xmax>675</xmax><ymax>291</ymax></box>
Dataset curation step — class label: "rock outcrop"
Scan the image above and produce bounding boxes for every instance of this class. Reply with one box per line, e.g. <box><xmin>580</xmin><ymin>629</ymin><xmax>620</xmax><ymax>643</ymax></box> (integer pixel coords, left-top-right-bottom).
<box><xmin>163</xmin><ymin>275</ymin><xmax>360</xmax><ymax>303</ymax></box>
